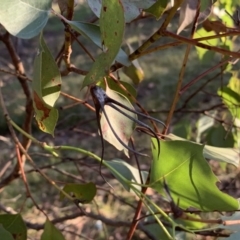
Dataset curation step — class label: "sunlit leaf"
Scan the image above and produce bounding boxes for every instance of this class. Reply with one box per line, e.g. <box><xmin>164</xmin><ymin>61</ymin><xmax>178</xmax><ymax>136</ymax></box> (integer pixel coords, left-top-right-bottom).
<box><xmin>60</xmin><ymin>182</ymin><xmax>97</xmax><ymax>203</ymax></box>
<box><xmin>100</xmin><ymin>86</ymin><xmax>137</xmax><ymax>157</ymax></box>
<box><xmin>41</xmin><ymin>219</ymin><xmax>65</xmax><ymax>240</ymax></box>
<box><xmin>0</xmin><ymin>225</ymin><xmax>14</xmax><ymax>240</ymax></box>
<box><xmin>123</xmin><ymin>62</ymin><xmax>144</xmax><ymax>85</ymax></box>
<box><xmin>0</xmin><ymin>214</ymin><xmax>26</xmax><ymax>240</ymax></box>
<box><xmin>107</xmin><ymin>159</ymin><xmax>148</xmax><ymax>192</ymax></box>
<box><xmin>177</xmin><ymin>0</ymin><xmax>212</xmax><ymax>35</ymax></box>
<box><xmin>0</xmin><ymin>0</ymin><xmax>51</xmax><ymax>39</ymax></box>
<box><xmin>83</xmin><ymin>0</ymin><xmax>125</xmax><ymax>87</ymax></box>
<box><xmin>33</xmin><ymin>32</ymin><xmax>61</xmax><ymax>135</ymax></box>
<box><xmin>194</xmin><ymin>27</ymin><xmax>219</xmax><ymax>63</ymax></box>
<box><xmin>218</xmin><ymin>86</ymin><xmax>240</xmax><ymax>119</ymax></box>
<box><xmin>203</xmin><ymin>145</ymin><xmax>239</xmax><ymax>167</ymax></box>
<box><xmin>228</xmin><ymin>71</ymin><xmax>240</xmax><ymax>95</ymax></box>
<box><xmin>66</xmin><ymin>21</ymin><xmax>130</xmax><ymax>67</ymax></box>
<box><xmin>150</xmin><ymin>139</ymin><xmax>238</xmax><ymax>211</ymax></box>
<box><xmin>166</xmin><ymin>134</ymin><xmax>239</xmax><ymax>167</ymax></box>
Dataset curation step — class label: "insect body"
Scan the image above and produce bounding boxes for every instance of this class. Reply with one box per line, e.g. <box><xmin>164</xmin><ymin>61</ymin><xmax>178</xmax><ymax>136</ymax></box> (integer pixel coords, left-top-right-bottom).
<box><xmin>90</xmin><ymin>85</ymin><xmax>165</xmax><ymax>163</ymax></box>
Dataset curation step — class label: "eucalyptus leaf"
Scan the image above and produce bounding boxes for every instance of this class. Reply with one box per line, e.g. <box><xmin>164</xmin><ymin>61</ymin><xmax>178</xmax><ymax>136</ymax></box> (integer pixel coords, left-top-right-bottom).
<box><xmin>177</xmin><ymin>0</ymin><xmax>213</xmax><ymax>35</ymax></box>
<box><xmin>0</xmin><ymin>214</ymin><xmax>26</xmax><ymax>240</ymax></box>
<box><xmin>194</xmin><ymin>27</ymin><xmax>219</xmax><ymax>63</ymax></box>
<box><xmin>101</xmin><ymin>86</ymin><xmax>137</xmax><ymax>157</ymax></box>
<box><xmin>66</xmin><ymin>21</ymin><xmax>130</xmax><ymax>67</ymax></box>
<box><xmin>206</xmin><ymin>125</ymin><xmax>234</xmax><ymax>148</ymax></box>
<box><xmin>60</xmin><ymin>182</ymin><xmax>96</xmax><ymax>203</ymax></box>
<box><xmin>83</xmin><ymin>0</ymin><xmax>125</xmax><ymax>86</ymax></box>
<box><xmin>0</xmin><ymin>0</ymin><xmax>51</xmax><ymax>39</ymax></box>
<box><xmin>41</xmin><ymin>219</ymin><xmax>65</xmax><ymax>240</ymax></box>
<box><xmin>33</xmin><ymin>32</ymin><xmax>61</xmax><ymax>135</ymax></box>
<box><xmin>107</xmin><ymin>159</ymin><xmax>148</xmax><ymax>192</ymax></box>
<box><xmin>166</xmin><ymin>134</ymin><xmax>239</xmax><ymax>167</ymax></box>
<box><xmin>150</xmin><ymin>139</ymin><xmax>238</xmax><ymax>211</ymax></box>
<box><xmin>0</xmin><ymin>225</ymin><xmax>14</xmax><ymax>240</ymax></box>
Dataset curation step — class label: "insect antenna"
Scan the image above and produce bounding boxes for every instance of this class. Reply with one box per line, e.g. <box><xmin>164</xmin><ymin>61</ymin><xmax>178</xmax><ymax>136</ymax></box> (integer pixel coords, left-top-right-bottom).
<box><xmin>106</xmin><ymin>97</ymin><xmax>166</xmax><ymax>127</ymax></box>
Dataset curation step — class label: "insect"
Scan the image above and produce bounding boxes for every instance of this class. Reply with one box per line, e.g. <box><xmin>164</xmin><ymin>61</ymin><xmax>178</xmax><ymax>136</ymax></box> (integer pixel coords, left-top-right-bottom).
<box><xmin>90</xmin><ymin>85</ymin><xmax>165</xmax><ymax>181</ymax></box>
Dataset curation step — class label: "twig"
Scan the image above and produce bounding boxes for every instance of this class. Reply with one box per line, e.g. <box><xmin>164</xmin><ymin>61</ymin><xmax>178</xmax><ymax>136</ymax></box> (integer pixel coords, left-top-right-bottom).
<box><xmin>164</xmin><ymin>30</ymin><xmax>240</xmax><ymax>59</ymax></box>
<box><xmin>129</xmin><ymin>0</ymin><xmax>184</xmax><ymax>61</ymax></box>
<box><xmin>177</xmin><ymin>72</ymin><xmax>222</xmax><ymax>110</ymax></box>
<box><xmin>0</xmin><ymin>32</ymin><xmax>33</xmax><ymax>188</ymax></box>
<box><xmin>15</xmin><ymin>144</ymin><xmax>47</xmax><ymax>216</ymax></box>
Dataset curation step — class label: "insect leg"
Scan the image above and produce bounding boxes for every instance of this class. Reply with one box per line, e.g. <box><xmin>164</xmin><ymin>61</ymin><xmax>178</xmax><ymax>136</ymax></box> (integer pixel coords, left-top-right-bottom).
<box><xmin>106</xmin><ymin>97</ymin><xmax>166</xmax><ymax>127</ymax></box>
<box><xmin>107</xmin><ymin>102</ymin><xmax>160</xmax><ymax>156</ymax></box>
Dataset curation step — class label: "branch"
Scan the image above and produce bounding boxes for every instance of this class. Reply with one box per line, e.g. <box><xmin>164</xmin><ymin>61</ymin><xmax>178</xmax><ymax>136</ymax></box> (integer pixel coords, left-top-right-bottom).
<box><xmin>0</xmin><ymin>32</ymin><xmax>33</xmax><ymax>187</ymax></box>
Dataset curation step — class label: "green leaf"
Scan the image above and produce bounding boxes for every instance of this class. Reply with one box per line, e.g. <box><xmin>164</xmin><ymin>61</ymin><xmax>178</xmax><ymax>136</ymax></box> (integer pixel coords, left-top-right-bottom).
<box><xmin>218</xmin><ymin>86</ymin><xmax>240</xmax><ymax>119</ymax></box>
<box><xmin>166</xmin><ymin>134</ymin><xmax>239</xmax><ymax>167</ymax></box>
<box><xmin>41</xmin><ymin>219</ymin><xmax>65</xmax><ymax>240</ymax></box>
<box><xmin>206</xmin><ymin>125</ymin><xmax>234</xmax><ymax>148</ymax></box>
<box><xmin>0</xmin><ymin>225</ymin><xmax>14</xmax><ymax>240</ymax></box>
<box><xmin>98</xmin><ymin>77</ymin><xmax>136</xmax><ymax>103</ymax></box>
<box><xmin>194</xmin><ymin>27</ymin><xmax>219</xmax><ymax>63</ymax></box>
<box><xmin>33</xmin><ymin>32</ymin><xmax>61</xmax><ymax>135</ymax></box>
<box><xmin>66</xmin><ymin>21</ymin><xmax>130</xmax><ymax>67</ymax></box>
<box><xmin>107</xmin><ymin>159</ymin><xmax>148</xmax><ymax>192</ymax></box>
<box><xmin>60</xmin><ymin>182</ymin><xmax>96</xmax><ymax>203</ymax></box>
<box><xmin>83</xmin><ymin>0</ymin><xmax>125</xmax><ymax>87</ymax></box>
<box><xmin>0</xmin><ymin>214</ymin><xmax>27</xmax><ymax>240</ymax></box>
<box><xmin>145</xmin><ymin>0</ymin><xmax>168</xmax><ymax>19</ymax></box>
<box><xmin>228</xmin><ymin>71</ymin><xmax>240</xmax><ymax>95</ymax></box>
<box><xmin>150</xmin><ymin>139</ymin><xmax>238</xmax><ymax>211</ymax></box>
<box><xmin>101</xmin><ymin>86</ymin><xmax>137</xmax><ymax>157</ymax></box>
<box><xmin>0</xmin><ymin>0</ymin><xmax>51</xmax><ymax>39</ymax></box>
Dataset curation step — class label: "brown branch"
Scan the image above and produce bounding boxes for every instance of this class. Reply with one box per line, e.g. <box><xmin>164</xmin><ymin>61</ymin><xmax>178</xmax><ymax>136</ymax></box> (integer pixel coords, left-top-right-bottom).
<box><xmin>15</xmin><ymin>144</ymin><xmax>47</xmax><ymax>216</ymax></box>
<box><xmin>177</xmin><ymin>72</ymin><xmax>223</xmax><ymax>111</ymax></box>
<box><xmin>0</xmin><ymin>32</ymin><xmax>33</xmax><ymax>188</ymax></box>
<box><xmin>163</xmin><ymin>0</ymin><xmax>201</xmax><ymax>135</ymax></box>
<box><xmin>164</xmin><ymin>30</ymin><xmax>240</xmax><ymax>59</ymax></box>
<box><xmin>129</xmin><ymin>0</ymin><xmax>184</xmax><ymax>61</ymax></box>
